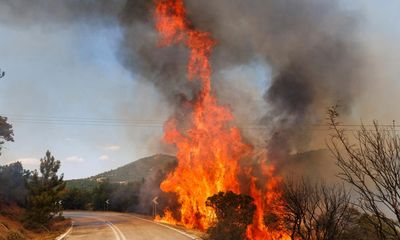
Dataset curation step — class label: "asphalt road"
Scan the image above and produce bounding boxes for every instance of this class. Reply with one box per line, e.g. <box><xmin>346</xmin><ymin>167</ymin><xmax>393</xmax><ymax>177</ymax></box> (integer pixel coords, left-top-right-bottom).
<box><xmin>61</xmin><ymin>211</ymin><xmax>197</xmax><ymax>240</ymax></box>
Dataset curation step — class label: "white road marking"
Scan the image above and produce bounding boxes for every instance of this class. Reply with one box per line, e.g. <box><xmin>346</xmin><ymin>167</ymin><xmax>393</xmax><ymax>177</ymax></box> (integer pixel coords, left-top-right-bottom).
<box><xmin>106</xmin><ymin>220</ymin><xmax>127</xmax><ymax>240</ymax></box>
<box><xmin>65</xmin><ymin>212</ymin><xmax>200</xmax><ymax>240</ymax></box>
<box><xmin>130</xmin><ymin>215</ymin><xmax>201</xmax><ymax>240</ymax></box>
<box><xmin>68</xmin><ymin>214</ymin><xmax>127</xmax><ymax>240</ymax></box>
<box><xmin>106</xmin><ymin>220</ymin><xmax>122</xmax><ymax>240</ymax></box>
<box><xmin>55</xmin><ymin>223</ymin><xmax>73</xmax><ymax>240</ymax></box>
<box><xmin>91</xmin><ymin>216</ymin><xmax>127</xmax><ymax>240</ymax></box>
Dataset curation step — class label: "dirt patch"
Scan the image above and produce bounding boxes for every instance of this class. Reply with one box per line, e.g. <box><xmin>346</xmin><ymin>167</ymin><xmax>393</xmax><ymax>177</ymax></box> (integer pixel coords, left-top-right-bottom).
<box><xmin>0</xmin><ymin>203</ymin><xmax>71</xmax><ymax>240</ymax></box>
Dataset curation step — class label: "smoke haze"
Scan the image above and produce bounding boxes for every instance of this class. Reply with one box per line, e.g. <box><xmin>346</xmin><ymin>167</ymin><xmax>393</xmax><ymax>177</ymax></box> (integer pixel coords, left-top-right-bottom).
<box><xmin>0</xmin><ymin>0</ymin><xmax>388</xmax><ymax>163</ymax></box>
<box><xmin>116</xmin><ymin>0</ymin><xmax>367</xmax><ymax>161</ymax></box>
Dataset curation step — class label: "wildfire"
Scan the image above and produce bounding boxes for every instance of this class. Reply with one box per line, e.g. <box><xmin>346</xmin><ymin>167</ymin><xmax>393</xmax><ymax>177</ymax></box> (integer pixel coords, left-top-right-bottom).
<box><xmin>154</xmin><ymin>0</ymin><xmax>289</xmax><ymax>239</ymax></box>
<box><xmin>155</xmin><ymin>209</ymin><xmax>178</xmax><ymax>225</ymax></box>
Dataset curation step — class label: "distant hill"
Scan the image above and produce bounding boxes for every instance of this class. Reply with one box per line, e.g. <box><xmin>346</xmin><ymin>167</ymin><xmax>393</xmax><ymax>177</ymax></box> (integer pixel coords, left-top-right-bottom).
<box><xmin>66</xmin><ymin>150</ymin><xmax>338</xmax><ymax>190</ymax></box>
<box><xmin>66</xmin><ymin>154</ymin><xmax>177</xmax><ymax>190</ymax></box>
<box><xmin>280</xmin><ymin>149</ymin><xmax>339</xmax><ymax>184</ymax></box>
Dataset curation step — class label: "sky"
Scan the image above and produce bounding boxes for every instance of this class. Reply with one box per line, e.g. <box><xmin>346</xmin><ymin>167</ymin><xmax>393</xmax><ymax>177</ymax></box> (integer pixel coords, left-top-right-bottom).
<box><xmin>0</xmin><ymin>0</ymin><xmax>399</xmax><ymax>179</ymax></box>
<box><xmin>0</xmin><ymin>23</ymin><xmax>172</xmax><ymax>178</ymax></box>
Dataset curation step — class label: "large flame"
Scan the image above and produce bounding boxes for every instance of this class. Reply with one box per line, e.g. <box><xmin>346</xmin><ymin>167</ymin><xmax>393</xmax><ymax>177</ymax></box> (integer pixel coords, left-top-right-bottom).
<box><xmin>154</xmin><ymin>0</ymin><xmax>289</xmax><ymax>239</ymax></box>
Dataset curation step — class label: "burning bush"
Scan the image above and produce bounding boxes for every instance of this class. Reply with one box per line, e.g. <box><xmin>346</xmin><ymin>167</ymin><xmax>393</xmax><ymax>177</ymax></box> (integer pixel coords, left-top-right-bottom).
<box><xmin>206</xmin><ymin>191</ymin><xmax>256</xmax><ymax>240</ymax></box>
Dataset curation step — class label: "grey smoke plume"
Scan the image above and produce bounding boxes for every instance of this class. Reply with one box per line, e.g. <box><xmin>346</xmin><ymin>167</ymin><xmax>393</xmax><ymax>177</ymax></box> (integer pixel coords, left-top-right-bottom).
<box><xmin>0</xmin><ymin>0</ymin><xmax>122</xmax><ymax>26</ymax></box>
<box><xmin>183</xmin><ymin>0</ymin><xmax>365</xmax><ymax>161</ymax></box>
<box><xmin>118</xmin><ymin>0</ymin><xmax>201</xmax><ymax>109</ymax></box>
<box><xmin>118</xmin><ymin>0</ymin><xmax>366</xmax><ymax>161</ymax></box>
<box><xmin>0</xmin><ymin>0</ymin><xmax>366</xmax><ymax>161</ymax></box>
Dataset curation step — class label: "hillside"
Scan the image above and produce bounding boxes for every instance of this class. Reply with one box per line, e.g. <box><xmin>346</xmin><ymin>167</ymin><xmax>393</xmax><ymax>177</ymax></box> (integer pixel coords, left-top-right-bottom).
<box><xmin>66</xmin><ymin>150</ymin><xmax>338</xmax><ymax>190</ymax></box>
<box><xmin>280</xmin><ymin>149</ymin><xmax>339</xmax><ymax>183</ymax></box>
<box><xmin>66</xmin><ymin>154</ymin><xmax>177</xmax><ymax>190</ymax></box>
<box><xmin>0</xmin><ymin>203</ymin><xmax>70</xmax><ymax>240</ymax></box>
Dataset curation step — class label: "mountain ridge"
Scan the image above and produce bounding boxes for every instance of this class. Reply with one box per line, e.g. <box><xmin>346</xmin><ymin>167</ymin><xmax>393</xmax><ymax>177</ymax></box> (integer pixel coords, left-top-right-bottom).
<box><xmin>66</xmin><ymin>154</ymin><xmax>176</xmax><ymax>190</ymax></box>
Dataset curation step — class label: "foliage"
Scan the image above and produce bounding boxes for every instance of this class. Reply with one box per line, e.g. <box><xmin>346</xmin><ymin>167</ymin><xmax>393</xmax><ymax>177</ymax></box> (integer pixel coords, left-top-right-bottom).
<box><xmin>91</xmin><ymin>180</ymin><xmax>113</xmax><ymax>211</ymax></box>
<box><xmin>340</xmin><ymin>208</ymin><xmax>396</xmax><ymax>240</ymax></box>
<box><xmin>206</xmin><ymin>191</ymin><xmax>256</xmax><ymax>240</ymax></box>
<box><xmin>63</xmin><ymin>154</ymin><xmax>177</xmax><ymax>214</ymax></box>
<box><xmin>89</xmin><ymin>180</ymin><xmax>141</xmax><ymax>212</ymax></box>
<box><xmin>61</xmin><ymin>181</ymin><xmax>142</xmax><ymax>212</ymax></box>
<box><xmin>24</xmin><ymin>151</ymin><xmax>65</xmax><ymax>229</ymax></box>
<box><xmin>109</xmin><ymin>182</ymin><xmax>140</xmax><ymax>212</ymax></box>
<box><xmin>61</xmin><ymin>188</ymin><xmax>91</xmax><ymax>210</ymax></box>
<box><xmin>0</xmin><ymin>116</ymin><xmax>13</xmax><ymax>155</ymax></box>
<box><xmin>65</xmin><ymin>179</ymin><xmax>98</xmax><ymax>192</ymax></box>
<box><xmin>328</xmin><ymin>105</ymin><xmax>400</xmax><ymax>239</ymax></box>
<box><xmin>0</xmin><ymin>162</ymin><xmax>29</xmax><ymax>206</ymax></box>
<box><xmin>282</xmin><ymin>178</ymin><xmax>351</xmax><ymax>240</ymax></box>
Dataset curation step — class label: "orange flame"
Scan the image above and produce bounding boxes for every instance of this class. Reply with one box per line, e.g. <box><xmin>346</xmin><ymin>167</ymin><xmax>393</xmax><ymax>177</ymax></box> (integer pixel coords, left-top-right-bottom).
<box><xmin>154</xmin><ymin>0</ymin><xmax>289</xmax><ymax>239</ymax></box>
<box><xmin>155</xmin><ymin>209</ymin><xmax>178</xmax><ymax>225</ymax></box>
<box><xmin>246</xmin><ymin>159</ymin><xmax>290</xmax><ymax>240</ymax></box>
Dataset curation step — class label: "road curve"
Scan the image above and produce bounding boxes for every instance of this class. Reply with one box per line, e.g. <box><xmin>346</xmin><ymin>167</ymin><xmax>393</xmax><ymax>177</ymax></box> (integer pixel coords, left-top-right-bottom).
<box><xmin>62</xmin><ymin>211</ymin><xmax>197</xmax><ymax>240</ymax></box>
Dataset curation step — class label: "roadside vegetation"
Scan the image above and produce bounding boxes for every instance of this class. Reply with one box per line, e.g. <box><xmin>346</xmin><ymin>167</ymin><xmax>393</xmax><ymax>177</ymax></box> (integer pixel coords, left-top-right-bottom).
<box><xmin>24</xmin><ymin>151</ymin><xmax>66</xmax><ymax>229</ymax></box>
<box><xmin>2</xmin><ymin>105</ymin><xmax>400</xmax><ymax>240</ymax></box>
<box><xmin>60</xmin><ymin>163</ymin><xmax>177</xmax><ymax>214</ymax></box>
<box><xmin>206</xmin><ymin>191</ymin><xmax>256</xmax><ymax>240</ymax></box>
<box><xmin>0</xmin><ymin>116</ymin><xmax>69</xmax><ymax>239</ymax></box>
<box><xmin>203</xmin><ymin>106</ymin><xmax>400</xmax><ymax>240</ymax></box>
<box><xmin>327</xmin><ymin>106</ymin><xmax>400</xmax><ymax>239</ymax></box>
<box><xmin>0</xmin><ymin>152</ymin><xmax>69</xmax><ymax>239</ymax></box>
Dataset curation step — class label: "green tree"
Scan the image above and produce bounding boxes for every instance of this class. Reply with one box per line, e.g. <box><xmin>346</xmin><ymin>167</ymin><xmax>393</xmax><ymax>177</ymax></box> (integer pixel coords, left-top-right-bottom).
<box><xmin>61</xmin><ymin>188</ymin><xmax>91</xmax><ymax>210</ymax></box>
<box><xmin>92</xmin><ymin>180</ymin><xmax>112</xmax><ymax>211</ymax></box>
<box><xmin>0</xmin><ymin>116</ymin><xmax>13</xmax><ymax>155</ymax></box>
<box><xmin>206</xmin><ymin>191</ymin><xmax>256</xmax><ymax>240</ymax></box>
<box><xmin>24</xmin><ymin>150</ymin><xmax>65</xmax><ymax>229</ymax></box>
<box><xmin>0</xmin><ymin>162</ymin><xmax>29</xmax><ymax>206</ymax></box>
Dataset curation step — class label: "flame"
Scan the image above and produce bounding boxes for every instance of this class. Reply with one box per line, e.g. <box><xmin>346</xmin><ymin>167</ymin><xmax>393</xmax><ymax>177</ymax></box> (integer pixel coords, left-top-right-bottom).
<box><xmin>153</xmin><ymin>0</ymin><xmax>289</xmax><ymax>239</ymax></box>
<box><xmin>246</xmin><ymin>159</ymin><xmax>290</xmax><ymax>240</ymax></box>
<box><xmin>155</xmin><ymin>209</ymin><xmax>178</xmax><ymax>225</ymax></box>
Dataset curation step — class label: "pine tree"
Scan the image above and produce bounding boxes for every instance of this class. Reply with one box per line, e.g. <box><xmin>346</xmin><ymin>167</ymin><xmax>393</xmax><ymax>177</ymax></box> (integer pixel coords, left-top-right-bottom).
<box><xmin>24</xmin><ymin>150</ymin><xmax>65</xmax><ymax>229</ymax></box>
<box><xmin>0</xmin><ymin>116</ymin><xmax>13</xmax><ymax>155</ymax></box>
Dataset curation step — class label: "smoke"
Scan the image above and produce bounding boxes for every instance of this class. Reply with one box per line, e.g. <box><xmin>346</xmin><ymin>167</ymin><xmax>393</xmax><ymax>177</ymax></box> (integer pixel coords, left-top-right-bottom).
<box><xmin>182</xmin><ymin>0</ymin><xmax>365</xmax><ymax>161</ymax></box>
<box><xmin>0</xmin><ymin>0</ymin><xmax>367</xmax><ymax>161</ymax></box>
<box><xmin>0</xmin><ymin>0</ymin><xmax>123</xmax><ymax>26</ymax></box>
<box><xmin>118</xmin><ymin>0</ymin><xmax>202</xmax><ymax>111</ymax></box>
<box><xmin>117</xmin><ymin>0</ymin><xmax>366</xmax><ymax>161</ymax></box>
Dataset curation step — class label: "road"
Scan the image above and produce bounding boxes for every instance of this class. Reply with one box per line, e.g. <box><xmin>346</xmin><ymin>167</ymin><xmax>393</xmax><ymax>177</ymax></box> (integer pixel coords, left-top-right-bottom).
<box><xmin>61</xmin><ymin>211</ymin><xmax>198</xmax><ymax>240</ymax></box>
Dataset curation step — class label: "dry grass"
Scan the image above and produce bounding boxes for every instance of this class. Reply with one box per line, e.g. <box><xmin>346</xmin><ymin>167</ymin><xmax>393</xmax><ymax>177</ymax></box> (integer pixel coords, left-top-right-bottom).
<box><xmin>0</xmin><ymin>203</ymin><xmax>71</xmax><ymax>240</ymax></box>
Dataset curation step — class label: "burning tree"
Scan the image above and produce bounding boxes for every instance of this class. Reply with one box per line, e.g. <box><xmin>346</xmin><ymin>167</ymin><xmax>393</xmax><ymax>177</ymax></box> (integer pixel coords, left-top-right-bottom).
<box><xmin>328</xmin><ymin>106</ymin><xmax>400</xmax><ymax>239</ymax></box>
<box><xmin>206</xmin><ymin>191</ymin><xmax>256</xmax><ymax>240</ymax></box>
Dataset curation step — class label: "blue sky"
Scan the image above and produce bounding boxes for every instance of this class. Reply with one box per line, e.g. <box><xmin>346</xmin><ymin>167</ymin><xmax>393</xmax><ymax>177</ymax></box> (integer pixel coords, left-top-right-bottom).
<box><xmin>0</xmin><ymin>0</ymin><xmax>399</xmax><ymax>179</ymax></box>
<box><xmin>0</xmin><ymin>23</ymin><xmax>172</xmax><ymax>179</ymax></box>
